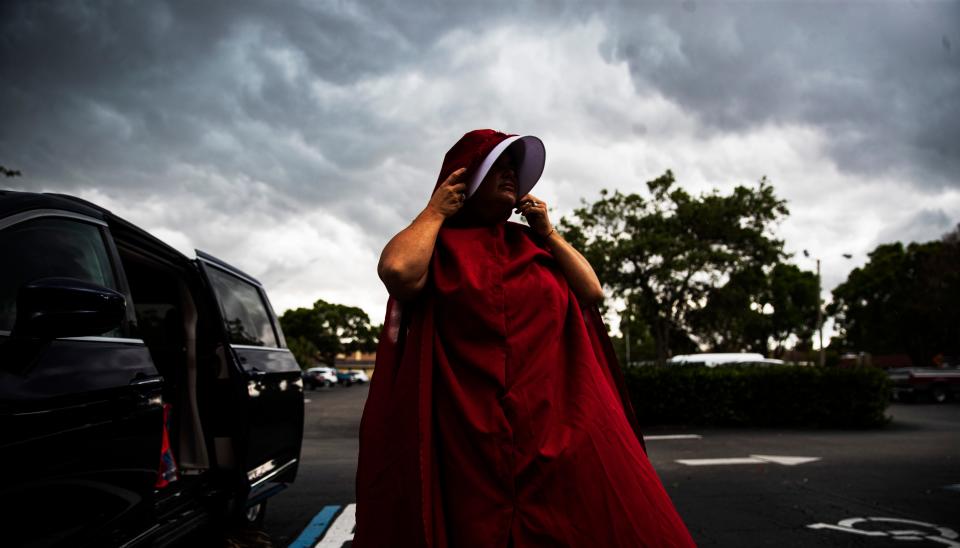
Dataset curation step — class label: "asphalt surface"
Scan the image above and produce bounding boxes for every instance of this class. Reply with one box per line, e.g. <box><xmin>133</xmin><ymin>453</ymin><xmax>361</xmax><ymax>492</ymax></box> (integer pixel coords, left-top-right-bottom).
<box><xmin>259</xmin><ymin>383</ymin><xmax>959</xmax><ymax>547</ymax></box>
<box><xmin>265</xmin><ymin>384</ymin><xmax>365</xmax><ymax>546</ymax></box>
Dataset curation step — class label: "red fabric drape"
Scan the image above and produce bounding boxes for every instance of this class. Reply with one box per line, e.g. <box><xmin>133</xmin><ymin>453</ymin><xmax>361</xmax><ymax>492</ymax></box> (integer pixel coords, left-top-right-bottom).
<box><xmin>355</xmin><ymin>221</ymin><xmax>696</xmax><ymax>547</ymax></box>
<box><xmin>432</xmin><ymin>129</ymin><xmax>515</xmax><ymax>192</ymax></box>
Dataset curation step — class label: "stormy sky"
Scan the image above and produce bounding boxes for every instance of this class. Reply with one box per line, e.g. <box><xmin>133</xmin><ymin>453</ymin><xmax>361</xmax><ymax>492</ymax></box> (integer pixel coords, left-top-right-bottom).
<box><xmin>2</xmin><ymin>1</ymin><xmax>958</xmax><ymax>333</ymax></box>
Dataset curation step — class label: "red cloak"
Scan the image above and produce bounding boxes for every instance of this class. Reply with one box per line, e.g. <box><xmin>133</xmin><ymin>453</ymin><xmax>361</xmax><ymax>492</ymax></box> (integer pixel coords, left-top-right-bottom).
<box><xmin>355</xmin><ymin>221</ymin><xmax>696</xmax><ymax>547</ymax></box>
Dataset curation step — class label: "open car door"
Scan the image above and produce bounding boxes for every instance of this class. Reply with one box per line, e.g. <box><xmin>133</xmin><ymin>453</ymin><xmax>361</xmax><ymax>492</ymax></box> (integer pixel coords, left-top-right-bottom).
<box><xmin>194</xmin><ymin>251</ymin><xmax>304</xmax><ymax>498</ymax></box>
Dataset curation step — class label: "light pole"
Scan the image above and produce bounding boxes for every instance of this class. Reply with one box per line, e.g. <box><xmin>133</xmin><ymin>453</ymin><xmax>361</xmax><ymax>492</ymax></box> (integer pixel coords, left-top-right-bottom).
<box><xmin>803</xmin><ymin>251</ymin><xmax>852</xmax><ymax>367</ymax></box>
<box><xmin>623</xmin><ymin>299</ymin><xmax>635</xmax><ymax>366</ymax></box>
<box><xmin>624</xmin><ymin>312</ymin><xmax>630</xmax><ymax>367</ymax></box>
<box><xmin>816</xmin><ymin>258</ymin><xmax>824</xmax><ymax>367</ymax></box>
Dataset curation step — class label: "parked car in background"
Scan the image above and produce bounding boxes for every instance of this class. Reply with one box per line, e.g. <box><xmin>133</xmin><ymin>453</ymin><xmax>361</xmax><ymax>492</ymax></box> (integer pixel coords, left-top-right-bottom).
<box><xmin>336</xmin><ymin>369</ymin><xmax>358</xmax><ymax>386</ymax></box>
<box><xmin>668</xmin><ymin>353</ymin><xmax>786</xmax><ymax>367</ymax></box>
<box><xmin>0</xmin><ymin>191</ymin><xmax>304</xmax><ymax>546</ymax></box>
<box><xmin>888</xmin><ymin>366</ymin><xmax>960</xmax><ymax>403</ymax></box>
<box><xmin>350</xmin><ymin>369</ymin><xmax>369</xmax><ymax>383</ymax></box>
<box><xmin>303</xmin><ymin>367</ymin><xmax>338</xmax><ymax>389</ymax></box>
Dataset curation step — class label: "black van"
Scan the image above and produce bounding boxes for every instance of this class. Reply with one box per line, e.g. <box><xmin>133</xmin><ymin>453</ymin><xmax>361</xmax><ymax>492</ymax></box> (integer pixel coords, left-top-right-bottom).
<box><xmin>0</xmin><ymin>191</ymin><xmax>304</xmax><ymax>547</ymax></box>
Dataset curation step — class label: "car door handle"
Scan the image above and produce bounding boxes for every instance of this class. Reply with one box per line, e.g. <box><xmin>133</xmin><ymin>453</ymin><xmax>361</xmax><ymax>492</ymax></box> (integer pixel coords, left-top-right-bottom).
<box><xmin>247</xmin><ymin>368</ymin><xmax>267</xmax><ymax>378</ymax></box>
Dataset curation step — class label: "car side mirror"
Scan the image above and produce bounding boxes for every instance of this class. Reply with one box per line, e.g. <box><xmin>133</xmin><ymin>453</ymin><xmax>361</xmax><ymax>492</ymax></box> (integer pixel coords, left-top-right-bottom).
<box><xmin>11</xmin><ymin>277</ymin><xmax>126</xmax><ymax>340</ymax></box>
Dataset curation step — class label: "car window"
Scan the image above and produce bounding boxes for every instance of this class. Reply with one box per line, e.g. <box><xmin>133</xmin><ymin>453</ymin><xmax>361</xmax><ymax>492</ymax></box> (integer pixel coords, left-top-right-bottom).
<box><xmin>0</xmin><ymin>217</ymin><xmax>117</xmax><ymax>333</ymax></box>
<box><xmin>206</xmin><ymin>266</ymin><xmax>278</xmax><ymax>347</ymax></box>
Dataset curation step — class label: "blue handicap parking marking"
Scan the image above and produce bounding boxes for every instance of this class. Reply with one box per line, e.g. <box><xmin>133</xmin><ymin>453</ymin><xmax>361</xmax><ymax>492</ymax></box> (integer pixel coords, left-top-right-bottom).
<box><xmin>288</xmin><ymin>505</ymin><xmax>342</xmax><ymax>548</ymax></box>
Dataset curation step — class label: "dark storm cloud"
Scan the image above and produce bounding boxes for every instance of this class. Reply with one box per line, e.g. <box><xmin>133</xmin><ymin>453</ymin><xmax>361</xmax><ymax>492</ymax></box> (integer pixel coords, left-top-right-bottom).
<box><xmin>0</xmin><ymin>0</ymin><xmax>588</xmax><ymax>216</ymax></box>
<box><xmin>2</xmin><ymin>0</ymin><xmax>958</xmax><ymax>238</ymax></box>
<box><xmin>876</xmin><ymin>208</ymin><xmax>955</xmax><ymax>247</ymax></box>
<box><xmin>597</xmin><ymin>2</ymin><xmax>960</xmax><ymax>190</ymax></box>
<box><xmin>0</xmin><ymin>0</ymin><xmax>430</xmax><ymax>208</ymax></box>
<box><xmin>3</xmin><ymin>0</ymin><xmax>957</xmax><ymax>210</ymax></box>
<box><xmin>3</xmin><ymin>0</ymin><xmax>958</xmax><ymax>320</ymax></box>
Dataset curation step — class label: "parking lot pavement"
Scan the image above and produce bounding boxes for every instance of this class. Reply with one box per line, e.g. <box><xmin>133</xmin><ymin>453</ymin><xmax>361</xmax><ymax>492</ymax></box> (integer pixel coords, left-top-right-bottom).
<box><xmin>250</xmin><ymin>383</ymin><xmax>363</xmax><ymax>547</ymax></box>
<box><xmin>643</xmin><ymin>403</ymin><xmax>959</xmax><ymax>547</ymax></box>
<box><xmin>262</xmin><ymin>385</ymin><xmax>959</xmax><ymax>547</ymax></box>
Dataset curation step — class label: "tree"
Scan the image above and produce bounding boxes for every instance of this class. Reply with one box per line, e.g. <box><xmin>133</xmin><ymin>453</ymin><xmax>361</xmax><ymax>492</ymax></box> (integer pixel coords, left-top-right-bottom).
<box><xmin>686</xmin><ymin>266</ymin><xmax>771</xmax><ymax>353</ymax></box>
<box><xmin>829</xmin><ymin>228</ymin><xmax>960</xmax><ymax>366</ymax></box>
<box><xmin>829</xmin><ymin>243</ymin><xmax>907</xmax><ymax>356</ymax></box>
<box><xmin>279</xmin><ymin>299</ymin><xmax>379</xmax><ymax>367</ymax></box>
<box><xmin>286</xmin><ymin>336</ymin><xmax>321</xmax><ymax>371</ymax></box>
<box><xmin>684</xmin><ymin>262</ymin><xmax>818</xmax><ymax>355</ymax></box>
<box><xmin>767</xmin><ymin>263</ymin><xmax>820</xmax><ymax>354</ymax></box>
<box><xmin>560</xmin><ymin>170</ymin><xmax>789</xmax><ymax>365</ymax></box>
<box><xmin>612</xmin><ymin>296</ymin><xmax>699</xmax><ymax>365</ymax></box>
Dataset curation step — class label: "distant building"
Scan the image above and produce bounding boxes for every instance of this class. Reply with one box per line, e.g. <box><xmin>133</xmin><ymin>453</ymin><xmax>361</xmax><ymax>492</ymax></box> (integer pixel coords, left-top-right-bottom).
<box><xmin>335</xmin><ymin>350</ymin><xmax>376</xmax><ymax>376</ymax></box>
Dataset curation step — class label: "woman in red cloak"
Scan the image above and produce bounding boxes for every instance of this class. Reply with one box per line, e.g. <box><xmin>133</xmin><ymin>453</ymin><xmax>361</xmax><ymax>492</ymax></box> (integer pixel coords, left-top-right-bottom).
<box><xmin>355</xmin><ymin>129</ymin><xmax>696</xmax><ymax>547</ymax></box>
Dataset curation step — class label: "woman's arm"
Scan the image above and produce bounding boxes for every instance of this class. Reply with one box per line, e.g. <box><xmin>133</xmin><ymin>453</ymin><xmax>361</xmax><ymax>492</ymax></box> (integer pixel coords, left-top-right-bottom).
<box><xmin>378</xmin><ymin>168</ymin><xmax>467</xmax><ymax>301</ymax></box>
<box><xmin>516</xmin><ymin>195</ymin><xmax>605</xmax><ymax>306</ymax></box>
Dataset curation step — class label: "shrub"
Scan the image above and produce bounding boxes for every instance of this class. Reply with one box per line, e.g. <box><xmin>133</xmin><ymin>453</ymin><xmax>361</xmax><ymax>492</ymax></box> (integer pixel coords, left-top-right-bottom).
<box><xmin>624</xmin><ymin>365</ymin><xmax>891</xmax><ymax>428</ymax></box>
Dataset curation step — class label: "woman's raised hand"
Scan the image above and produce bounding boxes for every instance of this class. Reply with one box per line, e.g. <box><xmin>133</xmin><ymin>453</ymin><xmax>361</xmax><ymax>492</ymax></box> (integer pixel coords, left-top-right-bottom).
<box><xmin>380</xmin><ymin>167</ymin><xmax>467</xmax><ymax>300</ymax></box>
<box><xmin>516</xmin><ymin>194</ymin><xmax>553</xmax><ymax>237</ymax></box>
<box><xmin>427</xmin><ymin>167</ymin><xmax>468</xmax><ymax>218</ymax></box>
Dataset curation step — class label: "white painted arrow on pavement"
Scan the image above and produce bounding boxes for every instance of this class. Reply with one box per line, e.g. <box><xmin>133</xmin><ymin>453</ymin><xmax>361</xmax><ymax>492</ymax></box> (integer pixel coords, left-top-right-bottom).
<box><xmin>676</xmin><ymin>454</ymin><xmax>820</xmax><ymax>466</ymax></box>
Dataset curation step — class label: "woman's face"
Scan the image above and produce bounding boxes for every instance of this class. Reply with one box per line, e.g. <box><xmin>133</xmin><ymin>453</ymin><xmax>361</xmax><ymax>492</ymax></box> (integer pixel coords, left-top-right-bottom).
<box><xmin>469</xmin><ymin>151</ymin><xmax>519</xmax><ymax>214</ymax></box>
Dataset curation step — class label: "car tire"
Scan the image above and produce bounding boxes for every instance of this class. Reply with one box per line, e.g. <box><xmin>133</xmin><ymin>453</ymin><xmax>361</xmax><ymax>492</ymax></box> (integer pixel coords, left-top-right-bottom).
<box><xmin>932</xmin><ymin>385</ymin><xmax>948</xmax><ymax>404</ymax></box>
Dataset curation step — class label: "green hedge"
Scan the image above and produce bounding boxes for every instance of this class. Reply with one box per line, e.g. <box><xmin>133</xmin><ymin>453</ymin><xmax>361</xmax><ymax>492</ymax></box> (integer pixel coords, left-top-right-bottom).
<box><xmin>623</xmin><ymin>365</ymin><xmax>892</xmax><ymax>428</ymax></box>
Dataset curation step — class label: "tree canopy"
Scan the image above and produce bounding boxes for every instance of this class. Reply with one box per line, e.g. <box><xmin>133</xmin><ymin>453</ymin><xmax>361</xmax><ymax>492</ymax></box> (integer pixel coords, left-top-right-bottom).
<box><xmin>279</xmin><ymin>298</ymin><xmax>379</xmax><ymax>368</ymax></box>
<box><xmin>829</xmin><ymin>225</ymin><xmax>960</xmax><ymax>366</ymax></box>
<box><xmin>688</xmin><ymin>263</ymin><xmax>819</xmax><ymax>354</ymax></box>
<box><xmin>561</xmin><ymin>170</ymin><xmax>816</xmax><ymax>364</ymax></box>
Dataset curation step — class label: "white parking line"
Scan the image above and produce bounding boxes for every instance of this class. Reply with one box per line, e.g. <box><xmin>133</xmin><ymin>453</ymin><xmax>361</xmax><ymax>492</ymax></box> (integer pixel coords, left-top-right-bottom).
<box><xmin>677</xmin><ymin>454</ymin><xmax>820</xmax><ymax>466</ymax></box>
<box><xmin>677</xmin><ymin>457</ymin><xmax>763</xmax><ymax>466</ymax></box>
<box><xmin>645</xmin><ymin>434</ymin><xmax>702</xmax><ymax>440</ymax></box>
<box><xmin>751</xmin><ymin>455</ymin><xmax>820</xmax><ymax>465</ymax></box>
<box><xmin>315</xmin><ymin>503</ymin><xmax>355</xmax><ymax>547</ymax></box>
